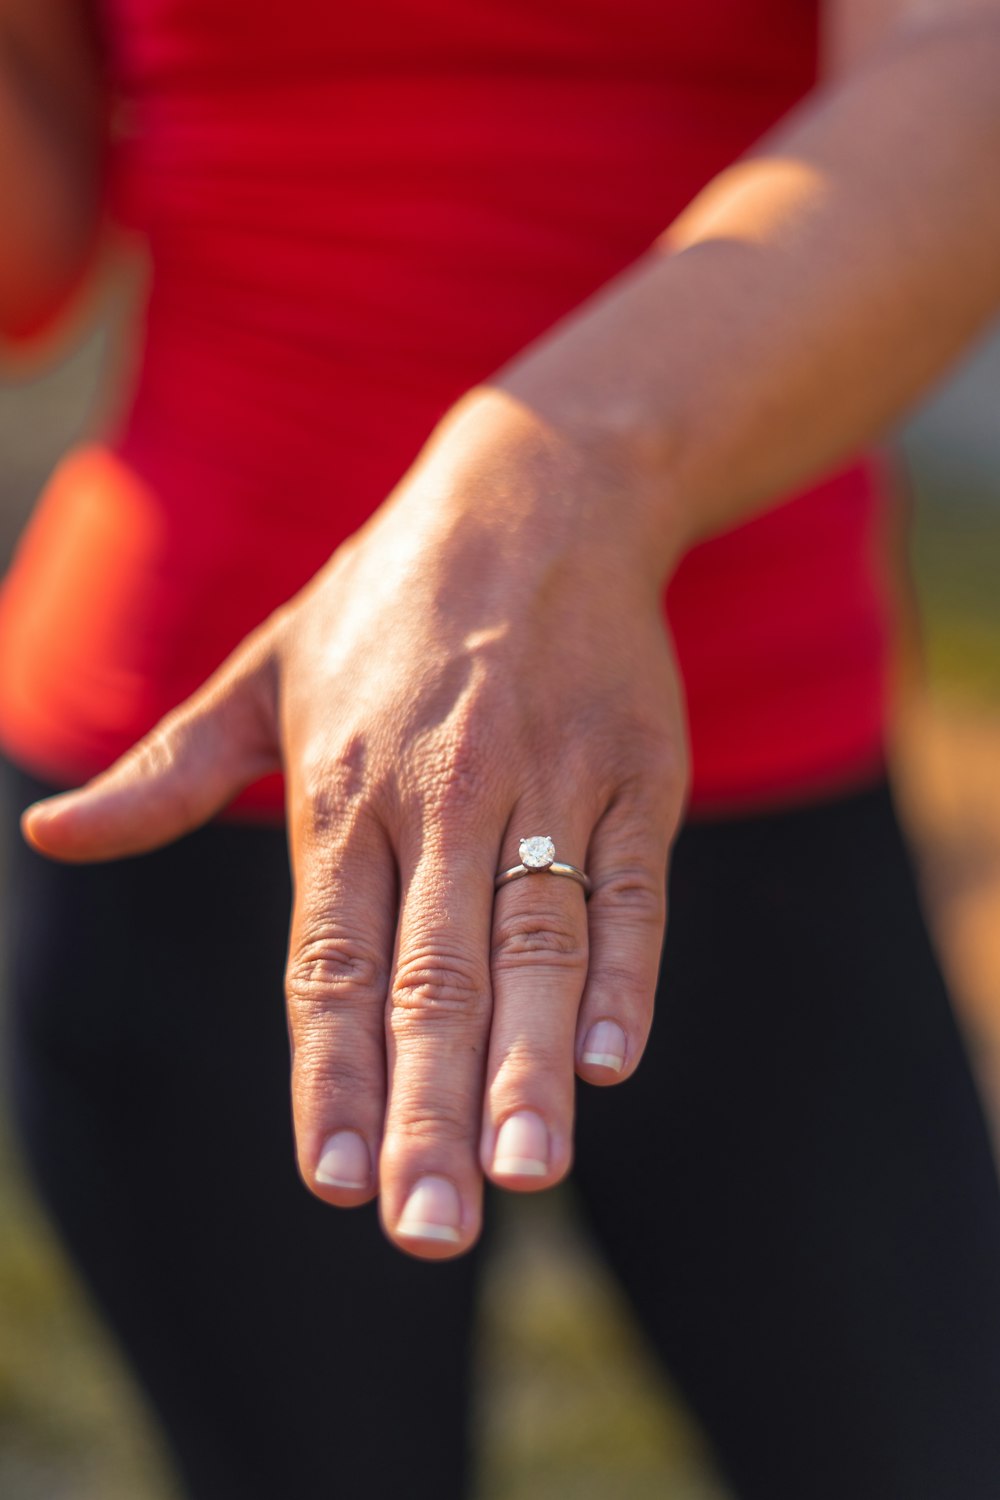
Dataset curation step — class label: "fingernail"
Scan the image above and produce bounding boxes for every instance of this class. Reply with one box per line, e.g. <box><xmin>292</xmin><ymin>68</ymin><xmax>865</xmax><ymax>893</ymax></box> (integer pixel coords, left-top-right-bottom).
<box><xmin>315</xmin><ymin>1131</ymin><xmax>371</xmax><ymax>1189</ymax></box>
<box><xmin>397</xmin><ymin>1176</ymin><xmax>462</xmax><ymax>1244</ymax></box>
<box><xmin>581</xmin><ymin>1020</ymin><xmax>627</xmax><ymax>1073</ymax></box>
<box><xmin>492</xmin><ymin>1111</ymin><xmax>549</xmax><ymax>1178</ymax></box>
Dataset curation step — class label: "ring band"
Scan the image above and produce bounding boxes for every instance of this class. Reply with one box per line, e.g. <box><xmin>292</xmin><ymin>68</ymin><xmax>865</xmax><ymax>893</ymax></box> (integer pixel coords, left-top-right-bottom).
<box><xmin>494</xmin><ymin>835</ymin><xmax>592</xmax><ymax>899</ymax></box>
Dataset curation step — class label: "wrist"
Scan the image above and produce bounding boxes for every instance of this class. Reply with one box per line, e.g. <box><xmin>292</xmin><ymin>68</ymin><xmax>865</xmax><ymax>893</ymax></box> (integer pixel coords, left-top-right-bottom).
<box><xmin>414</xmin><ymin>381</ymin><xmax>687</xmax><ymax>592</ymax></box>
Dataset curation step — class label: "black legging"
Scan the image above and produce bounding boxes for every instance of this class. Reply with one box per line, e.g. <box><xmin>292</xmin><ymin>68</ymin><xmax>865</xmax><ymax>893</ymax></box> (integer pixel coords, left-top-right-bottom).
<box><xmin>4</xmin><ymin>760</ymin><xmax>1000</xmax><ymax>1499</ymax></box>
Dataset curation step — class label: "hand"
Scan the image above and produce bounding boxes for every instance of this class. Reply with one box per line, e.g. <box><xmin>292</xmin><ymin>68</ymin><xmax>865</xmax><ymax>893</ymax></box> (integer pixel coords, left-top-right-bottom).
<box><xmin>22</xmin><ymin>387</ymin><xmax>689</xmax><ymax>1259</ymax></box>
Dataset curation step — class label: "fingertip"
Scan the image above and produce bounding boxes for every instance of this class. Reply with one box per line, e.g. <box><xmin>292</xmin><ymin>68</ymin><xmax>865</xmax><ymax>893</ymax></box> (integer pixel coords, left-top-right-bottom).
<box><xmin>20</xmin><ymin>787</ymin><xmax>118</xmax><ymax>863</ymax></box>
<box><xmin>20</xmin><ymin>796</ymin><xmax>77</xmax><ymax>857</ymax></box>
<box><xmin>311</xmin><ymin>1180</ymin><xmax>379</xmax><ymax>1210</ymax></box>
<box><xmin>391</xmin><ymin>1218</ymin><xmax>481</xmax><ymax>1261</ymax></box>
<box><xmin>393</xmin><ymin>1233</ymin><xmax>478</xmax><ymax>1263</ymax></box>
<box><xmin>20</xmin><ymin>804</ymin><xmax>47</xmax><ymax>852</ymax></box>
<box><xmin>486</xmin><ymin>1159</ymin><xmax>572</xmax><ymax>1193</ymax></box>
<box><xmin>20</xmin><ymin>774</ymin><xmax>204</xmax><ymax>863</ymax></box>
<box><xmin>576</xmin><ymin>1055</ymin><xmax>632</xmax><ymax>1087</ymax></box>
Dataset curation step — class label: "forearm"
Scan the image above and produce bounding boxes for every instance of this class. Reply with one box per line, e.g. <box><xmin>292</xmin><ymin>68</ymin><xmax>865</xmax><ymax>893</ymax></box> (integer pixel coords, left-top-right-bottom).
<box><xmin>485</xmin><ymin>9</ymin><xmax>1000</xmax><ymax>579</ymax></box>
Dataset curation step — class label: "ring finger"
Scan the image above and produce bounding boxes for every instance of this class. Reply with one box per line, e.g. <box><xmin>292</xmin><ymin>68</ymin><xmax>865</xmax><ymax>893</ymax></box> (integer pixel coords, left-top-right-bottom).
<box><xmin>481</xmin><ymin>800</ymin><xmax>595</xmax><ymax>1190</ymax></box>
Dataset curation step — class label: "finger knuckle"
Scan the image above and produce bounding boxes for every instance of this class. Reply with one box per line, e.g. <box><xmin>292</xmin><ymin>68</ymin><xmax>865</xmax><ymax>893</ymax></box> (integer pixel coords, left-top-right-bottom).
<box><xmin>297</xmin><ymin>773</ymin><xmax>343</xmax><ymax>844</ymax></box>
<box><xmin>586</xmin><ymin>956</ymin><xmax>657</xmax><ymax>999</ymax></box>
<box><xmin>492</xmin><ymin>1039</ymin><xmax>569</xmax><ymax>1094</ymax></box>
<box><xmin>421</xmin><ymin>726</ymin><xmax>495</xmax><ymax>817</ymax></box>
<box><xmin>633</xmin><ymin>733</ymin><xmax>688</xmax><ymax>803</ymax></box>
<box><xmin>558</xmin><ymin>735</ymin><xmax>621</xmax><ymax>810</ymax></box>
<box><xmin>292</xmin><ymin>1034</ymin><xmax>373</xmax><ymax>1100</ymax></box>
<box><xmin>286</xmin><ymin>933</ymin><xmax>385</xmax><ymax>1012</ymax></box>
<box><xmin>491</xmin><ymin>908</ymin><xmax>588</xmax><ymax>973</ymax></box>
<box><xmin>391</xmin><ymin>1095</ymin><xmax>471</xmax><ymax>1147</ymax></box>
<box><xmin>560</xmin><ymin>723</ymin><xmax>683</xmax><ymax>822</ymax></box>
<box><xmin>298</xmin><ymin>738</ymin><xmax>373</xmax><ymax>833</ymax></box>
<box><xmin>593</xmin><ymin>866</ymin><xmax>667</xmax><ymax>926</ymax></box>
<box><xmin>391</xmin><ymin>948</ymin><xmax>488</xmax><ymax>1020</ymax></box>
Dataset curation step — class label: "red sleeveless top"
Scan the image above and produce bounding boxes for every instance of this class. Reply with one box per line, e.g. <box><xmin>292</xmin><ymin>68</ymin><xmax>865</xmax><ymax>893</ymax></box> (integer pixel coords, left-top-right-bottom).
<box><xmin>0</xmin><ymin>0</ymin><xmax>891</xmax><ymax>814</ymax></box>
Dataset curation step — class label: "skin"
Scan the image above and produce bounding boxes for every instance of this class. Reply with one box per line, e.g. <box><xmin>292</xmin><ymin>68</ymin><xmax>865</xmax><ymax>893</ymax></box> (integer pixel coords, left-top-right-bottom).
<box><xmin>5</xmin><ymin>0</ymin><xmax>1000</xmax><ymax>1258</ymax></box>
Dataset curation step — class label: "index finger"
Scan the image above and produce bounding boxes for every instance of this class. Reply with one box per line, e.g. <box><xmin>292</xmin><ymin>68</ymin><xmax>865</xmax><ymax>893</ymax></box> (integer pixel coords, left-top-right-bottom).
<box><xmin>285</xmin><ymin>778</ymin><xmax>398</xmax><ymax>1207</ymax></box>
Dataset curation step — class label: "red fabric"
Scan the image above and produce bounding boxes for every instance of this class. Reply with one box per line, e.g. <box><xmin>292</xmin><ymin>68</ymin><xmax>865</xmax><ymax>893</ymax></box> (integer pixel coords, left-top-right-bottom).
<box><xmin>0</xmin><ymin>0</ymin><xmax>891</xmax><ymax>815</ymax></box>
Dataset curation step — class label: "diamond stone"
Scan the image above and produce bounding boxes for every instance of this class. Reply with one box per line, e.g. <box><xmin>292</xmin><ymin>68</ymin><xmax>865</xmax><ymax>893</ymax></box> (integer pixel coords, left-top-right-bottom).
<box><xmin>519</xmin><ymin>835</ymin><xmax>556</xmax><ymax>869</ymax></box>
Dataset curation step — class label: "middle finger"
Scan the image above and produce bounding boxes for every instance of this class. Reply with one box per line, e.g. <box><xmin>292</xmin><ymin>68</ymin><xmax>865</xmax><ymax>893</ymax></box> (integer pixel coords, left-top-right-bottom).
<box><xmin>379</xmin><ymin>813</ymin><xmax>496</xmax><ymax>1258</ymax></box>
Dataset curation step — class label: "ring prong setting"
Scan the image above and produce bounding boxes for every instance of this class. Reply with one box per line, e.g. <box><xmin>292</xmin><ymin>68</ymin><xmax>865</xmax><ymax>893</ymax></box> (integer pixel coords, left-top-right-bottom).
<box><xmin>519</xmin><ymin>835</ymin><xmax>556</xmax><ymax>870</ymax></box>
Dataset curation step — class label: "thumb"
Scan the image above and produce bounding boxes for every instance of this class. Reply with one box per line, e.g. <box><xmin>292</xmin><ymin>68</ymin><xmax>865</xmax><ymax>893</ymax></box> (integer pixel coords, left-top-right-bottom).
<box><xmin>22</xmin><ymin>636</ymin><xmax>281</xmax><ymax>863</ymax></box>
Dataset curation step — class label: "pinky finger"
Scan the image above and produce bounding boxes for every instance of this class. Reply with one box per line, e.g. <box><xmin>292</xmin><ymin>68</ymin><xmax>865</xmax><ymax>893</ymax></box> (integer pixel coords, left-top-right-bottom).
<box><xmin>574</xmin><ymin>777</ymin><xmax>679</xmax><ymax>1086</ymax></box>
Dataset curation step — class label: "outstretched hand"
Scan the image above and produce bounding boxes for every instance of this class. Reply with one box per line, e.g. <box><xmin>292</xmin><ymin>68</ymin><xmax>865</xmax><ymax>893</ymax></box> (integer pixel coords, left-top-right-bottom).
<box><xmin>22</xmin><ymin>388</ymin><xmax>688</xmax><ymax>1258</ymax></box>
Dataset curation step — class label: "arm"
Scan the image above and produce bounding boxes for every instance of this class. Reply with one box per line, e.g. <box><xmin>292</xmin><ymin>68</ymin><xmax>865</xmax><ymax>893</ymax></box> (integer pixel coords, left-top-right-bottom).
<box><xmin>488</xmin><ymin>0</ymin><xmax>1000</xmax><ymax>577</ymax></box>
<box><xmin>23</xmin><ymin>0</ymin><xmax>1000</xmax><ymax>1261</ymax></box>
<box><xmin>0</xmin><ymin>0</ymin><xmax>105</xmax><ymax>341</ymax></box>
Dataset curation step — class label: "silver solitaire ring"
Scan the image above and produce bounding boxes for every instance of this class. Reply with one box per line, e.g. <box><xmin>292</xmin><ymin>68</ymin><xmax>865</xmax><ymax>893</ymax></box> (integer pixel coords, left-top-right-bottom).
<box><xmin>494</xmin><ymin>836</ymin><xmax>592</xmax><ymax>898</ymax></box>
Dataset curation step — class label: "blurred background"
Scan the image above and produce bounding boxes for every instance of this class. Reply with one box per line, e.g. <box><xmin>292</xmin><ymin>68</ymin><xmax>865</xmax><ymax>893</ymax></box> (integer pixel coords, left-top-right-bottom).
<box><xmin>1</xmin><ymin>273</ymin><xmax>999</xmax><ymax>1499</ymax></box>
